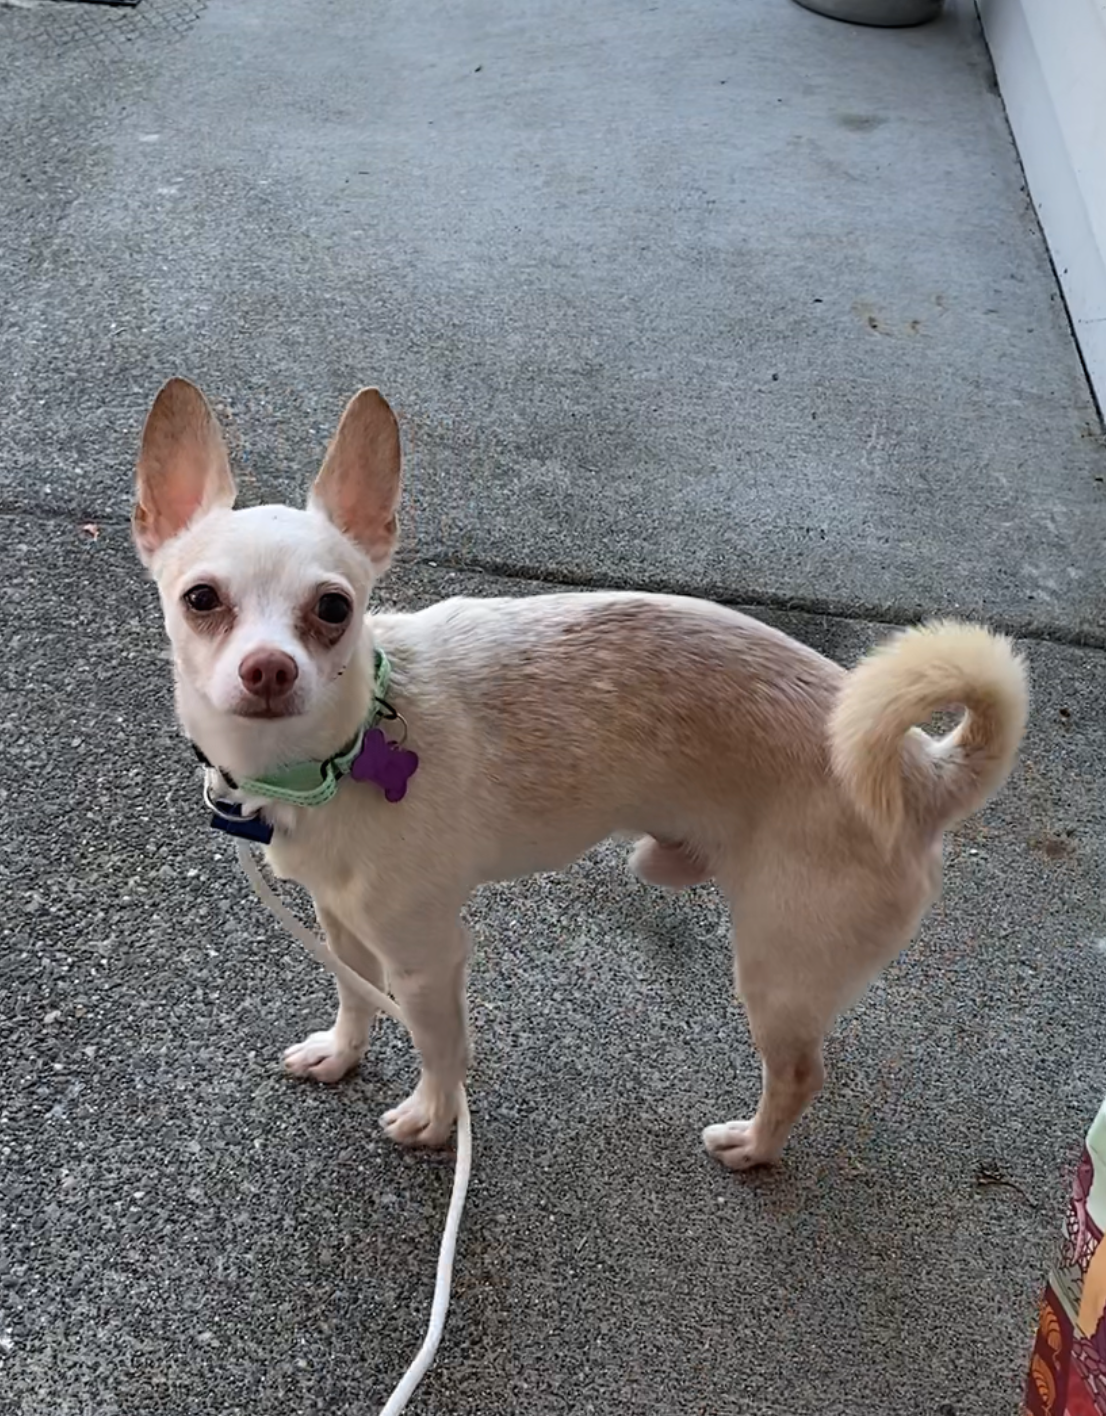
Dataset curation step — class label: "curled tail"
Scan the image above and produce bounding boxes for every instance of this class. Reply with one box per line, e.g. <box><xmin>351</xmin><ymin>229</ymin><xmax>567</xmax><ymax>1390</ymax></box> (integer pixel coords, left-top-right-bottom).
<box><xmin>829</xmin><ymin>620</ymin><xmax>1029</xmax><ymax>837</ymax></box>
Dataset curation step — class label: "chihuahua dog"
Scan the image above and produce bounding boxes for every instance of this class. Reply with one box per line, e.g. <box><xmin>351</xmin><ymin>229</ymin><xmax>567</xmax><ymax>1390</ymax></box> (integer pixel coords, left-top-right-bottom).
<box><xmin>134</xmin><ymin>378</ymin><xmax>1028</xmax><ymax>1170</ymax></box>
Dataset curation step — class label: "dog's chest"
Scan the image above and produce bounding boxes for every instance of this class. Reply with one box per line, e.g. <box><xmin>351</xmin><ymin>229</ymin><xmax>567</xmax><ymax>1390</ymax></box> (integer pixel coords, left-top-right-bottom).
<box><xmin>262</xmin><ymin>801</ymin><xmax>359</xmax><ymax>896</ymax></box>
<box><xmin>259</xmin><ymin>788</ymin><xmax>407</xmax><ymax>915</ymax></box>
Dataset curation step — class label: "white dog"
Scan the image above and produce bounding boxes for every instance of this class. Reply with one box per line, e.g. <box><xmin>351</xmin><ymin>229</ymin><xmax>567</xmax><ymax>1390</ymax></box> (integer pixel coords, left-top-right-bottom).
<box><xmin>134</xmin><ymin>378</ymin><xmax>1028</xmax><ymax>1170</ymax></box>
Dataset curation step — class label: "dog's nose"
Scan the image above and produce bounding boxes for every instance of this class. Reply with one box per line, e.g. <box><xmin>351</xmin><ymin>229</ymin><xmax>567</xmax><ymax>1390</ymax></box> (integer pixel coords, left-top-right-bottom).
<box><xmin>238</xmin><ymin>648</ymin><xmax>299</xmax><ymax>699</ymax></box>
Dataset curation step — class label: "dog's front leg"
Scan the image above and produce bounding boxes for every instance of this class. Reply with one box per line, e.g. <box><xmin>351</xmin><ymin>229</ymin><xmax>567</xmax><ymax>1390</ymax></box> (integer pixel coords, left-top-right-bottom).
<box><xmin>283</xmin><ymin>905</ymin><xmax>385</xmax><ymax>1084</ymax></box>
<box><xmin>377</xmin><ymin>922</ymin><xmax>470</xmax><ymax>1149</ymax></box>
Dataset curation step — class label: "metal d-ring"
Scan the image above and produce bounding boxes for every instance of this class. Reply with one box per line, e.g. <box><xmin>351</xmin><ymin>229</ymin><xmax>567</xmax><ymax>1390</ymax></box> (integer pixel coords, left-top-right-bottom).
<box><xmin>375</xmin><ymin>698</ymin><xmax>409</xmax><ymax>746</ymax></box>
<box><xmin>203</xmin><ymin>774</ymin><xmax>262</xmax><ymax>824</ymax></box>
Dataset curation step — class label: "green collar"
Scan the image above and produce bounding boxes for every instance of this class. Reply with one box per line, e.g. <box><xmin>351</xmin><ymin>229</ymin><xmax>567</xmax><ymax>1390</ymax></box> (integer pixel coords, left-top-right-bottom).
<box><xmin>205</xmin><ymin>648</ymin><xmax>394</xmax><ymax>809</ymax></box>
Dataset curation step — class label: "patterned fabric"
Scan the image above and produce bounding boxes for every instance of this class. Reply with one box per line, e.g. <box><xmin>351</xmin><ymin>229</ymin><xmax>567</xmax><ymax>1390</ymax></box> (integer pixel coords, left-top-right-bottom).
<box><xmin>1025</xmin><ymin>1102</ymin><xmax>1106</xmax><ymax>1415</ymax></box>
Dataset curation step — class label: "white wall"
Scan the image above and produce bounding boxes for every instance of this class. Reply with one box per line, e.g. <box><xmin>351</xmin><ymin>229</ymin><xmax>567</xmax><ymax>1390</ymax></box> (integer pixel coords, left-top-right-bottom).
<box><xmin>976</xmin><ymin>0</ymin><xmax>1106</xmax><ymax>408</ymax></box>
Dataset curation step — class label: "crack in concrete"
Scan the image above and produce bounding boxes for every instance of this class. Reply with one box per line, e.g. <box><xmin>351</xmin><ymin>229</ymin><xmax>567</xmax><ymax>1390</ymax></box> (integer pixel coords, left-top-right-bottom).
<box><xmin>4</xmin><ymin>504</ymin><xmax>1102</xmax><ymax>653</ymax></box>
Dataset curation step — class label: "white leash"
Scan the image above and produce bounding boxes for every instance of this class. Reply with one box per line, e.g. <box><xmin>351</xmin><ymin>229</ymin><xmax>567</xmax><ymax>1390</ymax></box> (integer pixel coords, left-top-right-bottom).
<box><xmin>234</xmin><ymin>841</ymin><xmax>472</xmax><ymax>1415</ymax></box>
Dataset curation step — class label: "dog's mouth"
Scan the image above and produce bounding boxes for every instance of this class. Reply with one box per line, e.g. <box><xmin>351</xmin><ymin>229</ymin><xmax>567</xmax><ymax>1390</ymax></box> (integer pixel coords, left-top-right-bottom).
<box><xmin>232</xmin><ymin>702</ymin><xmax>303</xmax><ymax>721</ymax></box>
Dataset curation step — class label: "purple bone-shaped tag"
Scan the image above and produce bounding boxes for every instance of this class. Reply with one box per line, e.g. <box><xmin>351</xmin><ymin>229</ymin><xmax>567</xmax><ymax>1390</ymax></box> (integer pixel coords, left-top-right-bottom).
<box><xmin>350</xmin><ymin>727</ymin><xmax>419</xmax><ymax>803</ymax></box>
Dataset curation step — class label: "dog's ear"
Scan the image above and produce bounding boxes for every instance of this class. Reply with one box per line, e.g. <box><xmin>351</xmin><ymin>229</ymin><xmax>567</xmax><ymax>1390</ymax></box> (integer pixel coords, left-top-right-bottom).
<box><xmin>310</xmin><ymin>388</ymin><xmax>402</xmax><ymax>574</ymax></box>
<box><xmin>133</xmin><ymin>378</ymin><xmax>235</xmax><ymax>565</ymax></box>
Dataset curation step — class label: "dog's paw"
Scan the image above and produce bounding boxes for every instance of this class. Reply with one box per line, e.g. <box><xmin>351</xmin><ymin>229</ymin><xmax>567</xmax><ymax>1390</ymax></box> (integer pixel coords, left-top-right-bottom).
<box><xmin>283</xmin><ymin>1029</ymin><xmax>364</xmax><ymax>1084</ymax></box>
<box><xmin>702</xmin><ymin>1119</ymin><xmax>781</xmax><ymax>1172</ymax></box>
<box><xmin>380</xmin><ymin>1082</ymin><xmax>458</xmax><ymax>1149</ymax></box>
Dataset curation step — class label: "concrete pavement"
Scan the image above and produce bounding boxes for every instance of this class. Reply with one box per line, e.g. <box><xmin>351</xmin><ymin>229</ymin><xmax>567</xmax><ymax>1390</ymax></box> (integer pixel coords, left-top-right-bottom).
<box><xmin>2</xmin><ymin>1</ymin><xmax>1105</xmax><ymax>1413</ymax></box>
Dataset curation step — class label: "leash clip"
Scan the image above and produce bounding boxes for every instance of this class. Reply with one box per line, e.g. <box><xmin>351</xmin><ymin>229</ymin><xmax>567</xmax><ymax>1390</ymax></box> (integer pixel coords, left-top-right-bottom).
<box><xmin>202</xmin><ymin>775</ymin><xmax>274</xmax><ymax>844</ymax></box>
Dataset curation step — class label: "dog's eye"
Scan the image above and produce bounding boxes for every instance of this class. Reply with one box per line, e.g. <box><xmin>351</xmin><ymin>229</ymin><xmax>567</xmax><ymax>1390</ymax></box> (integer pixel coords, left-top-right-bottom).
<box><xmin>316</xmin><ymin>592</ymin><xmax>352</xmax><ymax>626</ymax></box>
<box><xmin>183</xmin><ymin>584</ymin><xmax>221</xmax><ymax>613</ymax></box>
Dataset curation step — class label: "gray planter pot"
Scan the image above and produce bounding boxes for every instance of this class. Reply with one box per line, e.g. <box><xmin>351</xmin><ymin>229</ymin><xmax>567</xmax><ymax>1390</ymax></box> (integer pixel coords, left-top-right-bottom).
<box><xmin>791</xmin><ymin>0</ymin><xmax>944</xmax><ymax>25</ymax></box>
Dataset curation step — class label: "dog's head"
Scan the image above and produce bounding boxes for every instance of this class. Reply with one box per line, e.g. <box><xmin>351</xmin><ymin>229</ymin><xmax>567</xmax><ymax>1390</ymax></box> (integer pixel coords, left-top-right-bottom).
<box><xmin>133</xmin><ymin>378</ymin><xmax>402</xmax><ymax>772</ymax></box>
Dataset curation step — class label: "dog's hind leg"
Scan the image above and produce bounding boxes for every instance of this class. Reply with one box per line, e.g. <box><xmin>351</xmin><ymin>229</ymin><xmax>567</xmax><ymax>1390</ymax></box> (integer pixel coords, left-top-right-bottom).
<box><xmin>703</xmin><ymin>904</ymin><xmax>836</xmax><ymax>1170</ymax></box>
<box><xmin>703</xmin><ymin>1002</ymin><xmax>826</xmax><ymax>1171</ymax></box>
<box><xmin>283</xmin><ymin>905</ymin><xmax>385</xmax><ymax>1083</ymax></box>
